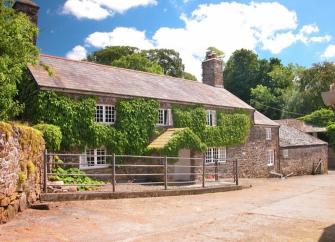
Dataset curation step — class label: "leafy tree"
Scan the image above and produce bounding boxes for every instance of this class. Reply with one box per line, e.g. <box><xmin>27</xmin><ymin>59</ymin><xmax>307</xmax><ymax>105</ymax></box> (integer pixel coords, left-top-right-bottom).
<box><xmin>111</xmin><ymin>53</ymin><xmax>163</xmax><ymax>74</ymax></box>
<box><xmin>250</xmin><ymin>85</ymin><xmax>281</xmax><ymax>119</ymax></box>
<box><xmin>0</xmin><ymin>0</ymin><xmax>38</xmax><ymax>120</ymax></box>
<box><xmin>207</xmin><ymin>47</ymin><xmax>224</xmax><ymax>57</ymax></box>
<box><xmin>223</xmin><ymin>49</ymin><xmax>260</xmax><ymax>103</ymax></box>
<box><xmin>86</xmin><ymin>46</ymin><xmax>138</xmax><ymax>65</ymax></box>
<box><xmin>299</xmin><ymin>108</ymin><xmax>335</xmax><ymax>127</ymax></box>
<box><xmin>143</xmin><ymin>49</ymin><xmax>185</xmax><ymax>77</ymax></box>
<box><xmin>296</xmin><ymin>62</ymin><xmax>335</xmax><ymax>114</ymax></box>
<box><xmin>182</xmin><ymin>72</ymin><xmax>197</xmax><ymax>81</ymax></box>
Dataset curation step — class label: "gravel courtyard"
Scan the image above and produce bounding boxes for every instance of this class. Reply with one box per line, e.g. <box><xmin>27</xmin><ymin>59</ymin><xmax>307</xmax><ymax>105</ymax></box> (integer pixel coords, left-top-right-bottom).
<box><xmin>0</xmin><ymin>172</ymin><xmax>334</xmax><ymax>242</ymax></box>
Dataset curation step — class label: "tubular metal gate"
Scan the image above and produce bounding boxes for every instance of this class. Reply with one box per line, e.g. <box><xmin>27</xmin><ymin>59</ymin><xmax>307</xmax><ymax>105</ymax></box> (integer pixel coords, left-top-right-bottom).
<box><xmin>43</xmin><ymin>151</ymin><xmax>239</xmax><ymax>193</ymax></box>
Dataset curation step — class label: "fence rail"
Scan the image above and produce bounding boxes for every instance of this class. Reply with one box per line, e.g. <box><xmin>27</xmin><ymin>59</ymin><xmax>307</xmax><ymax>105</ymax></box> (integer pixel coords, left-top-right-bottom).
<box><xmin>43</xmin><ymin>151</ymin><xmax>239</xmax><ymax>193</ymax></box>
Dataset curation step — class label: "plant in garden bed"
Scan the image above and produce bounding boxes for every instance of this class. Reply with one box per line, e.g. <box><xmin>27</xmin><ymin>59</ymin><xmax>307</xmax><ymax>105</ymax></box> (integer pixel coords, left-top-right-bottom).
<box><xmin>50</xmin><ymin>167</ymin><xmax>104</xmax><ymax>191</ymax></box>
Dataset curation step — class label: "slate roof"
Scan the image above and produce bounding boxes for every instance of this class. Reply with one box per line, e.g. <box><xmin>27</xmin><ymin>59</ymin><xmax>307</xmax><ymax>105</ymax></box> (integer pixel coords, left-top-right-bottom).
<box><xmin>279</xmin><ymin>125</ymin><xmax>327</xmax><ymax>148</ymax></box>
<box><xmin>254</xmin><ymin>111</ymin><xmax>279</xmax><ymax>126</ymax></box>
<box><xmin>148</xmin><ymin>128</ymin><xmax>185</xmax><ymax>149</ymax></box>
<box><xmin>28</xmin><ymin>54</ymin><xmax>254</xmax><ymax>110</ymax></box>
<box><xmin>275</xmin><ymin>119</ymin><xmax>326</xmax><ymax>133</ymax></box>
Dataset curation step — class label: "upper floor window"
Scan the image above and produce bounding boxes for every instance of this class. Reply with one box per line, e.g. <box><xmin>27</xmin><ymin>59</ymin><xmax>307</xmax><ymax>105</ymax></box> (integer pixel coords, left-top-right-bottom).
<box><xmin>267</xmin><ymin>149</ymin><xmax>274</xmax><ymax>166</ymax></box>
<box><xmin>205</xmin><ymin>147</ymin><xmax>226</xmax><ymax>164</ymax></box>
<box><xmin>95</xmin><ymin>105</ymin><xmax>115</xmax><ymax>124</ymax></box>
<box><xmin>206</xmin><ymin>110</ymin><xmax>216</xmax><ymax>126</ymax></box>
<box><xmin>158</xmin><ymin>109</ymin><xmax>172</xmax><ymax>126</ymax></box>
<box><xmin>266</xmin><ymin>128</ymin><xmax>272</xmax><ymax>140</ymax></box>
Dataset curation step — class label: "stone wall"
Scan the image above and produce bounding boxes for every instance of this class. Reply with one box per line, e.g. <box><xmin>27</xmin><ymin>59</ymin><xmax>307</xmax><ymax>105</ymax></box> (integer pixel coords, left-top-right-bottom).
<box><xmin>227</xmin><ymin>125</ymin><xmax>279</xmax><ymax>178</ymax></box>
<box><xmin>279</xmin><ymin>145</ymin><xmax>328</xmax><ymax>175</ymax></box>
<box><xmin>0</xmin><ymin>122</ymin><xmax>45</xmax><ymax>224</ymax></box>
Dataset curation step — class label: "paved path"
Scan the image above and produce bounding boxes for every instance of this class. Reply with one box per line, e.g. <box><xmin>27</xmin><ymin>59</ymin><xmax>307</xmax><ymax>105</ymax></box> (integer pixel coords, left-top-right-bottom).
<box><xmin>1</xmin><ymin>172</ymin><xmax>335</xmax><ymax>242</ymax></box>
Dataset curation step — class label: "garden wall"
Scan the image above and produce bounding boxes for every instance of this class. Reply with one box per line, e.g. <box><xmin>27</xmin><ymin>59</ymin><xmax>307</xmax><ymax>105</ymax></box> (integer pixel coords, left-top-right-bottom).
<box><xmin>0</xmin><ymin>122</ymin><xmax>45</xmax><ymax>224</ymax></box>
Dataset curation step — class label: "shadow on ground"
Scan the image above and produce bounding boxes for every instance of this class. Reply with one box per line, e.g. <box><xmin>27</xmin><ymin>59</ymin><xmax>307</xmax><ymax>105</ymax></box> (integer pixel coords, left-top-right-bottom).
<box><xmin>319</xmin><ymin>224</ymin><xmax>335</xmax><ymax>242</ymax></box>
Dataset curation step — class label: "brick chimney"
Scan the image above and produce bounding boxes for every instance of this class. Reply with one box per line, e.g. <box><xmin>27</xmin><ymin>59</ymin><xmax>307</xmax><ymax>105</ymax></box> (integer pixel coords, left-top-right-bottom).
<box><xmin>202</xmin><ymin>51</ymin><xmax>224</xmax><ymax>88</ymax></box>
<box><xmin>13</xmin><ymin>0</ymin><xmax>39</xmax><ymax>43</ymax></box>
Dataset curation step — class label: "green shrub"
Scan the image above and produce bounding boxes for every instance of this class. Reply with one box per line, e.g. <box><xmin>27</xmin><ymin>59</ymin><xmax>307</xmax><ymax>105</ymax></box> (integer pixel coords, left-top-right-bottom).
<box><xmin>51</xmin><ymin>167</ymin><xmax>104</xmax><ymax>191</ymax></box>
<box><xmin>33</xmin><ymin>123</ymin><xmax>62</xmax><ymax>151</ymax></box>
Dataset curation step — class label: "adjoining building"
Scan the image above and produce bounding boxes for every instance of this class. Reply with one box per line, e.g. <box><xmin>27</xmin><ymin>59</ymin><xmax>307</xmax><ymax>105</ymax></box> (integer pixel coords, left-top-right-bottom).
<box><xmin>278</xmin><ymin>125</ymin><xmax>328</xmax><ymax>175</ymax></box>
<box><xmin>276</xmin><ymin>119</ymin><xmax>334</xmax><ymax>170</ymax></box>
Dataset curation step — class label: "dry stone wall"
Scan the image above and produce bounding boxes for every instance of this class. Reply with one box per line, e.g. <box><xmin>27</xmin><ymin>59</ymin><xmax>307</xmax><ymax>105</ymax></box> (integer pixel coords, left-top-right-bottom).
<box><xmin>0</xmin><ymin>122</ymin><xmax>45</xmax><ymax>224</ymax></box>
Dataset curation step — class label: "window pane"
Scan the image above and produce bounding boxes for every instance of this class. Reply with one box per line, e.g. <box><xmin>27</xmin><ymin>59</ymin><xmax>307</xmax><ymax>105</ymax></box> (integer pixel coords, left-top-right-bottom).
<box><xmin>205</xmin><ymin>148</ymin><xmax>213</xmax><ymax>164</ymax></box>
<box><xmin>96</xmin><ymin>149</ymin><xmax>106</xmax><ymax>165</ymax></box>
<box><xmin>95</xmin><ymin>106</ymin><xmax>104</xmax><ymax>123</ymax></box>
<box><xmin>86</xmin><ymin>149</ymin><xmax>95</xmax><ymax>166</ymax></box>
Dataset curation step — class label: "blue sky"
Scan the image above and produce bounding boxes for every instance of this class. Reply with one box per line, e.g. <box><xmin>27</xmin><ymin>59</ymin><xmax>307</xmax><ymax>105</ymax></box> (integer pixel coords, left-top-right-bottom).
<box><xmin>34</xmin><ymin>0</ymin><xmax>335</xmax><ymax>78</ymax></box>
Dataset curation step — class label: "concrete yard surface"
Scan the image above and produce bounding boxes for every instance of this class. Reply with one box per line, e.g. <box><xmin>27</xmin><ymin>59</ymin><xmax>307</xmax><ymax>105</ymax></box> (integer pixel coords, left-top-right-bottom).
<box><xmin>1</xmin><ymin>172</ymin><xmax>335</xmax><ymax>242</ymax></box>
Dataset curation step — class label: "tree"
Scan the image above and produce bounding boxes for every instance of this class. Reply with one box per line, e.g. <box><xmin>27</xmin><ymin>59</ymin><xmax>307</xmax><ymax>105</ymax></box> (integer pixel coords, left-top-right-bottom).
<box><xmin>86</xmin><ymin>46</ymin><xmax>138</xmax><ymax>65</ymax></box>
<box><xmin>143</xmin><ymin>49</ymin><xmax>185</xmax><ymax>77</ymax></box>
<box><xmin>0</xmin><ymin>0</ymin><xmax>38</xmax><ymax>120</ymax></box>
<box><xmin>250</xmin><ymin>85</ymin><xmax>281</xmax><ymax>119</ymax></box>
<box><xmin>111</xmin><ymin>53</ymin><xmax>163</xmax><ymax>74</ymax></box>
<box><xmin>207</xmin><ymin>47</ymin><xmax>224</xmax><ymax>57</ymax></box>
<box><xmin>223</xmin><ymin>49</ymin><xmax>260</xmax><ymax>103</ymax></box>
<box><xmin>296</xmin><ymin>62</ymin><xmax>335</xmax><ymax>114</ymax></box>
<box><xmin>182</xmin><ymin>72</ymin><xmax>197</xmax><ymax>81</ymax></box>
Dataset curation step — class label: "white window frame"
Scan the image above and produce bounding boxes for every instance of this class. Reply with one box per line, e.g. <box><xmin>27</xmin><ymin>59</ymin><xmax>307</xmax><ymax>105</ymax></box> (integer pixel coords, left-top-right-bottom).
<box><xmin>267</xmin><ymin>149</ymin><xmax>275</xmax><ymax>166</ymax></box>
<box><xmin>205</xmin><ymin>147</ymin><xmax>226</xmax><ymax>164</ymax></box>
<box><xmin>95</xmin><ymin>105</ymin><xmax>116</xmax><ymax>124</ymax></box>
<box><xmin>283</xmin><ymin>149</ymin><xmax>289</xmax><ymax>159</ymax></box>
<box><xmin>266</xmin><ymin>128</ymin><xmax>272</xmax><ymax>140</ymax></box>
<box><xmin>80</xmin><ymin>147</ymin><xmax>108</xmax><ymax>169</ymax></box>
<box><xmin>157</xmin><ymin>108</ymin><xmax>172</xmax><ymax>126</ymax></box>
<box><xmin>206</xmin><ymin>110</ymin><xmax>217</xmax><ymax>126</ymax></box>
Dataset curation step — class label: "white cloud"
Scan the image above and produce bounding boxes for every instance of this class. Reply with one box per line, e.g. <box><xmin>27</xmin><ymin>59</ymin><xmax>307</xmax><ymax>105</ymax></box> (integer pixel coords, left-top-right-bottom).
<box><xmin>322</xmin><ymin>44</ymin><xmax>335</xmax><ymax>59</ymax></box>
<box><xmin>68</xmin><ymin>1</ymin><xmax>332</xmax><ymax>79</ymax></box>
<box><xmin>62</xmin><ymin>0</ymin><xmax>157</xmax><ymax>20</ymax></box>
<box><xmin>66</xmin><ymin>45</ymin><xmax>88</xmax><ymax>60</ymax></box>
<box><xmin>85</xmin><ymin>27</ymin><xmax>154</xmax><ymax>49</ymax></box>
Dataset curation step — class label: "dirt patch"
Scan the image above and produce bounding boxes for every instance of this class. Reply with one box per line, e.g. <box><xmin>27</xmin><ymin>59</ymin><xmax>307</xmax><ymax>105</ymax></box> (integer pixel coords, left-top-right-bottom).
<box><xmin>1</xmin><ymin>172</ymin><xmax>335</xmax><ymax>242</ymax></box>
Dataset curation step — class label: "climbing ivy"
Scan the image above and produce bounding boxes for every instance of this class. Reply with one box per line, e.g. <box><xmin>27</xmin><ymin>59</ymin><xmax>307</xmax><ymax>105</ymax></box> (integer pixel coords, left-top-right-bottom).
<box><xmin>20</xmin><ymin>87</ymin><xmax>250</xmax><ymax>156</ymax></box>
<box><xmin>157</xmin><ymin>128</ymin><xmax>207</xmax><ymax>156</ymax></box>
<box><xmin>115</xmin><ymin>99</ymin><xmax>159</xmax><ymax>154</ymax></box>
<box><xmin>172</xmin><ymin>106</ymin><xmax>251</xmax><ymax>148</ymax></box>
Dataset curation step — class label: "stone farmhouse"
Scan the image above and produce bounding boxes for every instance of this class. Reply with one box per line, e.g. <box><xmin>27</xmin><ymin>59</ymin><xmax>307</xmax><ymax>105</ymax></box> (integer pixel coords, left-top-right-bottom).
<box><xmin>14</xmin><ymin>0</ymin><xmax>328</xmax><ymax>179</ymax></box>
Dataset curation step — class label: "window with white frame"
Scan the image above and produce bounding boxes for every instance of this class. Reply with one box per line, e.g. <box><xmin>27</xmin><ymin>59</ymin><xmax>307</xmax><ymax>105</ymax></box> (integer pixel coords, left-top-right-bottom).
<box><xmin>95</xmin><ymin>105</ymin><xmax>115</xmax><ymax>124</ymax></box>
<box><xmin>205</xmin><ymin>147</ymin><xmax>226</xmax><ymax>164</ymax></box>
<box><xmin>82</xmin><ymin>148</ymin><xmax>107</xmax><ymax>168</ymax></box>
<box><xmin>206</xmin><ymin>110</ymin><xmax>216</xmax><ymax>126</ymax></box>
<box><xmin>267</xmin><ymin>149</ymin><xmax>274</xmax><ymax>166</ymax></box>
<box><xmin>283</xmin><ymin>149</ymin><xmax>289</xmax><ymax>159</ymax></box>
<box><xmin>158</xmin><ymin>109</ymin><xmax>172</xmax><ymax>126</ymax></box>
<box><xmin>266</xmin><ymin>128</ymin><xmax>272</xmax><ymax>140</ymax></box>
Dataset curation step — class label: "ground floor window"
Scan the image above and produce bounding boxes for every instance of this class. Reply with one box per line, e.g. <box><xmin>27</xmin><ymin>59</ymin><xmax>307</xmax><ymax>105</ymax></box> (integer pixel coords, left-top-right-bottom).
<box><xmin>267</xmin><ymin>149</ymin><xmax>275</xmax><ymax>166</ymax></box>
<box><xmin>205</xmin><ymin>147</ymin><xmax>226</xmax><ymax>164</ymax></box>
<box><xmin>81</xmin><ymin>148</ymin><xmax>107</xmax><ymax>168</ymax></box>
<box><xmin>283</xmin><ymin>149</ymin><xmax>289</xmax><ymax>158</ymax></box>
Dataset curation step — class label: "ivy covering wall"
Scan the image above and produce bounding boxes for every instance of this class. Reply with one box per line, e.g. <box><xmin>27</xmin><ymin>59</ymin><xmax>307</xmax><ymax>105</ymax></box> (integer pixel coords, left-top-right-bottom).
<box><xmin>21</xmin><ymin>87</ymin><xmax>251</xmax><ymax>156</ymax></box>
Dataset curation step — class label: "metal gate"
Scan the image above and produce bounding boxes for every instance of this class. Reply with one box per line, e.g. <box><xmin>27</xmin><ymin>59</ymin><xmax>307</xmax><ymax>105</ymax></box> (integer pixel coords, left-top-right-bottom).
<box><xmin>43</xmin><ymin>151</ymin><xmax>239</xmax><ymax>193</ymax></box>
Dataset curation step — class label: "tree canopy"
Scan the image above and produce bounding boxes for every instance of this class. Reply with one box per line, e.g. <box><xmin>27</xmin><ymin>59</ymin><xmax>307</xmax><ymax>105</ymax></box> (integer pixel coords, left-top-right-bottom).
<box><xmin>87</xmin><ymin>46</ymin><xmax>197</xmax><ymax>80</ymax></box>
<box><xmin>0</xmin><ymin>0</ymin><xmax>39</xmax><ymax>120</ymax></box>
